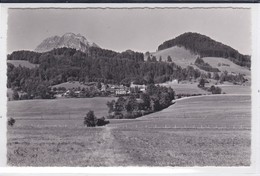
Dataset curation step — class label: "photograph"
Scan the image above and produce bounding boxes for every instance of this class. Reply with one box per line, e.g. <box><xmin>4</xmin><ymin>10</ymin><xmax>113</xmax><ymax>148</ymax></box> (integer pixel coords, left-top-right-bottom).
<box><xmin>4</xmin><ymin>6</ymin><xmax>253</xmax><ymax>167</ymax></box>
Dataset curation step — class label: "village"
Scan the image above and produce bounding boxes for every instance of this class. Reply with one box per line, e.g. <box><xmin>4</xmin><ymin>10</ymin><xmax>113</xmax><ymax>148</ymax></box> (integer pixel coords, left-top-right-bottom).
<box><xmin>52</xmin><ymin>81</ymin><xmax>147</xmax><ymax>98</ymax></box>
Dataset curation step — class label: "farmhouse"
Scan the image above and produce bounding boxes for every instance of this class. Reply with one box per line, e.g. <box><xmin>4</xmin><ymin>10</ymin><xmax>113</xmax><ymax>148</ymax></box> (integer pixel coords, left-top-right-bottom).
<box><xmin>130</xmin><ymin>82</ymin><xmax>147</xmax><ymax>93</ymax></box>
<box><xmin>115</xmin><ymin>88</ymin><xmax>130</xmax><ymax>95</ymax></box>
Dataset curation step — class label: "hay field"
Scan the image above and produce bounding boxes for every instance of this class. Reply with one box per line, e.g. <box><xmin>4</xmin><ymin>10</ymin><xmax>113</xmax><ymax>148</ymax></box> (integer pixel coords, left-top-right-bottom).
<box><xmin>7</xmin><ymin>97</ymin><xmax>116</xmax><ymax>120</ymax></box>
<box><xmin>7</xmin><ymin>95</ymin><xmax>251</xmax><ymax>166</ymax></box>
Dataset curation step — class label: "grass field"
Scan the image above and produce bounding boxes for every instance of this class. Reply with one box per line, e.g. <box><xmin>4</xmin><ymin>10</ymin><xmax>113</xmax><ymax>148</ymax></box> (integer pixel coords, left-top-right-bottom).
<box><xmin>7</xmin><ymin>95</ymin><xmax>251</xmax><ymax>166</ymax></box>
<box><xmin>202</xmin><ymin>57</ymin><xmax>251</xmax><ymax>78</ymax></box>
<box><xmin>7</xmin><ymin>97</ymin><xmax>116</xmax><ymax>120</ymax></box>
<box><xmin>218</xmin><ymin>85</ymin><xmax>251</xmax><ymax>95</ymax></box>
<box><xmin>159</xmin><ymin>81</ymin><xmax>209</xmax><ymax>95</ymax></box>
<box><xmin>148</xmin><ymin>46</ymin><xmax>198</xmax><ymax>68</ymax></box>
<box><xmin>7</xmin><ymin>60</ymin><xmax>39</xmax><ymax>69</ymax></box>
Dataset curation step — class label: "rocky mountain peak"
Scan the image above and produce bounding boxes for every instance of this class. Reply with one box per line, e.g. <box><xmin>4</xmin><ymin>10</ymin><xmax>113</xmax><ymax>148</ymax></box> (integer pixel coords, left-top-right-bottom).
<box><xmin>35</xmin><ymin>33</ymin><xmax>99</xmax><ymax>53</ymax></box>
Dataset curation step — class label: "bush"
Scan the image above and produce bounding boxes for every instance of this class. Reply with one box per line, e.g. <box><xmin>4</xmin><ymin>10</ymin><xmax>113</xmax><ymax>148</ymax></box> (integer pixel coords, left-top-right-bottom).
<box><xmin>96</xmin><ymin>117</ymin><xmax>110</xmax><ymax>126</ymax></box>
<box><xmin>209</xmin><ymin>85</ymin><xmax>222</xmax><ymax>94</ymax></box>
<box><xmin>84</xmin><ymin>111</ymin><xmax>110</xmax><ymax>127</ymax></box>
<box><xmin>8</xmin><ymin>117</ymin><xmax>15</xmax><ymax>127</ymax></box>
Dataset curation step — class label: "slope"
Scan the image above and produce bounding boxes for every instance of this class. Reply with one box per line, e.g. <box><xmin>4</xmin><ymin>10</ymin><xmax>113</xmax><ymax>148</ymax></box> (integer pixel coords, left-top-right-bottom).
<box><xmin>148</xmin><ymin>46</ymin><xmax>198</xmax><ymax>68</ymax></box>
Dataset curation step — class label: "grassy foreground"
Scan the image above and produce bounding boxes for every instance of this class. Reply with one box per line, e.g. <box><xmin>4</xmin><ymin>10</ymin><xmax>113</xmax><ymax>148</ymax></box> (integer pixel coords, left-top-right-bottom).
<box><xmin>7</xmin><ymin>95</ymin><xmax>251</xmax><ymax>166</ymax></box>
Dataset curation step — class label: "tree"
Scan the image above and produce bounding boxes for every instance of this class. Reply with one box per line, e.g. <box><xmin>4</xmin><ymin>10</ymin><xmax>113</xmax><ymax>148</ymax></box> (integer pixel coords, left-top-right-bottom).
<box><xmin>150</xmin><ymin>96</ymin><xmax>160</xmax><ymax>111</ymax></box>
<box><xmin>97</xmin><ymin>81</ymin><xmax>102</xmax><ymax>90</ymax></box>
<box><xmin>167</xmin><ymin>56</ymin><xmax>172</xmax><ymax>62</ymax></box>
<box><xmin>125</xmin><ymin>95</ymin><xmax>138</xmax><ymax>112</ymax></box>
<box><xmin>53</xmin><ymin>87</ymin><xmax>57</xmax><ymax>92</ymax></box>
<box><xmin>140</xmin><ymin>93</ymin><xmax>151</xmax><ymax>110</ymax></box>
<box><xmin>207</xmin><ymin>72</ymin><xmax>211</xmax><ymax>79</ymax></box>
<box><xmin>159</xmin><ymin>92</ymin><xmax>171</xmax><ymax>108</ymax></box>
<box><xmin>198</xmin><ymin>78</ymin><xmax>206</xmax><ymax>87</ymax></box>
<box><xmin>84</xmin><ymin>110</ymin><xmax>97</xmax><ymax>127</ymax></box>
<box><xmin>209</xmin><ymin>85</ymin><xmax>222</xmax><ymax>94</ymax></box>
<box><xmin>159</xmin><ymin>56</ymin><xmax>162</xmax><ymax>62</ymax></box>
<box><xmin>145</xmin><ymin>73</ymin><xmax>154</xmax><ymax>84</ymax></box>
<box><xmin>96</xmin><ymin>117</ymin><xmax>110</xmax><ymax>126</ymax></box>
<box><xmin>151</xmin><ymin>56</ymin><xmax>157</xmax><ymax>62</ymax></box>
<box><xmin>8</xmin><ymin>117</ymin><xmax>15</xmax><ymax>127</ymax></box>
<box><xmin>12</xmin><ymin>90</ymin><xmax>19</xmax><ymax>100</ymax></box>
<box><xmin>147</xmin><ymin>56</ymin><xmax>152</xmax><ymax>62</ymax></box>
<box><xmin>213</xmin><ymin>72</ymin><xmax>220</xmax><ymax>80</ymax></box>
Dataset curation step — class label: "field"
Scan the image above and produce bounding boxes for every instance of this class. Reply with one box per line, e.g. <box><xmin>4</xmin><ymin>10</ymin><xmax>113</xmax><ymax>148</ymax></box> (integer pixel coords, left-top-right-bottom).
<box><xmin>51</xmin><ymin>81</ymin><xmax>90</xmax><ymax>90</ymax></box>
<box><xmin>159</xmin><ymin>81</ymin><xmax>250</xmax><ymax>95</ymax></box>
<box><xmin>159</xmin><ymin>81</ymin><xmax>208</xmax><ymax>95</ymax></box>
<box><xmin>202</xmin><ymin>57</ymin><xmax>251</xmax><ymax>79</ymax></box>
<box><xmin>7</xmin><ymin>60</ymin><xmax>39</xmax><ymax>69</ymax></box>
<box><xmin>218</xmin><ymin>85</ymin><xmax>251</xmax><ymax>95</ymax></box>
<box><xmin>148</xmin><ymin>46</ymin><xmax>198</xmax><ymax>68</ymax></box>
<box><xmin>7</xmin><ymin>95</ymin><xmax>251</xmax><ymax>166</ymax></box>
<box><xmin>7</xmin><ymin>97</ymin><xmax>116</xmax><ymax>120</ymax></box>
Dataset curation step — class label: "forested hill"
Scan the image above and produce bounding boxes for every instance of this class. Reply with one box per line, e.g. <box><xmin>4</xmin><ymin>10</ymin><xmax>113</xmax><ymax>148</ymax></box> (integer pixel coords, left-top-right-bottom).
<box><xmin>7</xmin><ymin>46</ymin><xmax>249</xmax><ymax>99</ymax></box>
<box><xmin>158</xmin><ymin>32</ymin><xmax>251</xmax><ymax>68</ymax></box>
<box><xmin>7</xmin><ymin>47</ymin><xmax>187</xmax><ymax>92</ymax></box>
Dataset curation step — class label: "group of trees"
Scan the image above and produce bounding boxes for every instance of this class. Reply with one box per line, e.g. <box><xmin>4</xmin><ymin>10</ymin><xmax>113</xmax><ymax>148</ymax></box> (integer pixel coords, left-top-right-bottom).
<box><xmin>195</xmin><ymin>57</ymin><xmax>220</xmax><ymax>72</ymax></box>
<box><xmin>158</xmin><ymin>32</ymin><xmax>251</xmax><ymax>68</ymax></box>
<box><xmin>209</xmin><ymin>85</ymin><xmax>222</xmax><ymax>94</ymax></box>
<box><xmin>198</xmin><ymin>78</ymin><xmax>222</xmax><ymax>94</ymax></box>
<box><xmin>84</xmin><ymin>110</ymin><xmax>110</xmax><ymax>127</ymax></box>
<box><xmin>147</xmin><ymin>55</ymin><xmax>173</xmax><ymax>63</ymax></box>
<box><xmin>106</xmin><ymin>84</ymin><xmax>175</xmax><ymax>119</ymax></box>
<box><xmin>218</xmin><ymin>71</ymin><xmax>247</xmax><ymax>84</ymax></box>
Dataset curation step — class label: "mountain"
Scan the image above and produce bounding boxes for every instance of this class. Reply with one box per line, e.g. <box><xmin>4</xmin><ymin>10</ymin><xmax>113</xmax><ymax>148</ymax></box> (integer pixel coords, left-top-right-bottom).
<box><xmin>35</xmin><ymin>33</ymin><xmax>99</xmax><ymax>53</ymax></box>
<box><xmin>157</xmin><ymin>32</ymin><xmax>250</xmax><ymax>68</ymax></box>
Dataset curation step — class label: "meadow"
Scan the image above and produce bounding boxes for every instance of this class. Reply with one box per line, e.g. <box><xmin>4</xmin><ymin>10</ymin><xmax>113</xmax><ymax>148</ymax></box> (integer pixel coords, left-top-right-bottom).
<box><xmin>202</xmin><ymin>57</ymin><xmax>251</xmax><ymax>79</ymax></box>
<box><xmin>7</xmin><ymin>95</ymin><xmax>251</xmax><ymax>166</ymax></box>
<box><xmin>149</xmin><ymin>46</ymin><xmax>198</xmax><ymax>67</ymax></box>
<box><xmin>7</xmin><ymin>97</ymin><xmax>116</xmax><ymax>120</ymax></box>
<box><xmin>7</xmin><ymin>60</ymin><xmax>38</xmax><ymax>69</ymax></box>
<box><xmin>159</xmin><ymin>81</ymin><xmax>208</xmax><ymax>95</ymax></box>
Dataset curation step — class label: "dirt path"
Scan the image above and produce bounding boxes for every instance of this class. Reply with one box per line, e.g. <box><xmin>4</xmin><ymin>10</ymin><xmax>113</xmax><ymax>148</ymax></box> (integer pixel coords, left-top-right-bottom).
<box><xmin>87</xmin><ymin>126</ymin><xmax>133</xmax><ymax>166</ymax></box>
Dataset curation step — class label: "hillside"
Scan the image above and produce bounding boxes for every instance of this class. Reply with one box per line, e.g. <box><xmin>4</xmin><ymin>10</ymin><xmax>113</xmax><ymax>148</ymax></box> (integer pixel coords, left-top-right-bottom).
<box><xmin>202</xmin><ymin>57</ymin><xmax>251</xmax><ymax>79</ymax></box>
<box><xmin>148</xmin><ymin>46</ymin><xmax>198</xmax><ymax>68</ymax></box>
<box><xmin>149</xmin><ymin>46</ymin><xmax>250</xmax><ymax>78</ymax></box>
<box><xmin>158</xmin><ymin>32</ymin><xmax>250</xmax><ymax>68</ymax></box>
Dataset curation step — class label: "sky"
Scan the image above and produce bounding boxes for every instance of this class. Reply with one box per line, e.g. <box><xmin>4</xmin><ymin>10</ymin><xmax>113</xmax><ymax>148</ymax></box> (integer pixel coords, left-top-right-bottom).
<box><xmin>7</xmin><ymin>8</ymin><xmax>251</xmax><ymax>55</ymax></box>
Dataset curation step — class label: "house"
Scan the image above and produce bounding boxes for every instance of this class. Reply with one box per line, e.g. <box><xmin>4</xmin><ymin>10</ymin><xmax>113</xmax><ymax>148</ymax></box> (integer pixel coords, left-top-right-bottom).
<box><xmin>130</xmin><ymin>82</ymin><xmax>146</xmax><ymax>93</ymax></box>
<box><xmin>63</xmin><ymin>90</ymin><xmax>70</xmax><ymax>96</ymax></box>
<box><xmin>115</xmin><ymin>88</ymin><xmax>127</xmax><ymax>95</ymax></box>
<box><xmin>74</xmin><ymin>90</ymin><xmax>81</xmax><ymax>97</ymax></box>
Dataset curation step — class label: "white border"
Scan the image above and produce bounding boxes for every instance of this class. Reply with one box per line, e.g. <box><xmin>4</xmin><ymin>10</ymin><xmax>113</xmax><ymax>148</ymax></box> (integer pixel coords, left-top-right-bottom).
<box><xmin>0</xmin><ymin>3</ymin><xmax>259</xmax><ymax>175</ymax></box>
